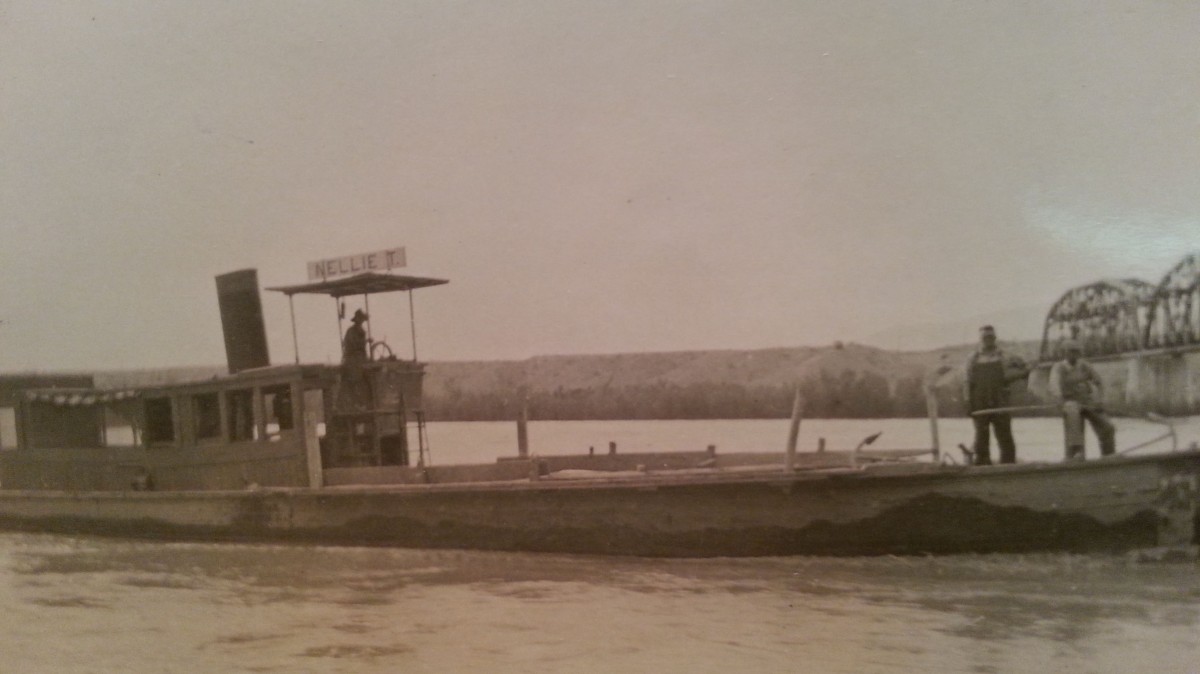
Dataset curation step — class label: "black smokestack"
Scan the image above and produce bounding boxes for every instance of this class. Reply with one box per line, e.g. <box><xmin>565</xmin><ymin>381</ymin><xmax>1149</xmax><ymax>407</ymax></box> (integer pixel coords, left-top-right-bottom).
<box><xmin>215</xmin><ymin>269</ymin><xmax>270</xmax><ymax>374</ymax></box>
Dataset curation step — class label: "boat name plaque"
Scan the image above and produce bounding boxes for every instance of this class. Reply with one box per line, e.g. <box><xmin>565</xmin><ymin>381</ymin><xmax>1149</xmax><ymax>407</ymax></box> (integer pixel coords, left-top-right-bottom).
<box><xmin>307</xmin><ymin>247</ymin><xmax>406</xmax><ymax>280</ymax></box>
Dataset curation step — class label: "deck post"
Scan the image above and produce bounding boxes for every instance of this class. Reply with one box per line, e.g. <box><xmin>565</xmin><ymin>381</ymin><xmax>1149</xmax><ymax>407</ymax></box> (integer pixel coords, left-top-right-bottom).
<box><xmin>334</xmin><ymin>298</ymin><xmax>343</xmax><ymax>354</ymax></box>
<box><xmin>517</xmin><ymin>399</ymin><xmax>529</xmax><ymax>458</ymax></box>
<box><xmin>408</xmin><ymin>290</ymin><xmax>419</xmax><ymax>362</ymax></box>
<box><xmin>302</xmin><ymin>387</ymin><xmax>324</xmax><ymax>488</ymax></box>
<box><xmin>925</xmin><ymin>385</ymin><xmax>940</xmax><ymax>461</ymax></box>
<box><xmin>786</xmin><ymin>386</ymin><xmax>803</xmax><ymax>471</ymax></box>
<box><xmin>288</xmin><ymin>294</ymin><xmax>300</xmax><ymax>364</ymax></box>
<box><xmin>364</xmin><ymin>294</ymin><xmax>372</xmax><ymax>346</ymax></box>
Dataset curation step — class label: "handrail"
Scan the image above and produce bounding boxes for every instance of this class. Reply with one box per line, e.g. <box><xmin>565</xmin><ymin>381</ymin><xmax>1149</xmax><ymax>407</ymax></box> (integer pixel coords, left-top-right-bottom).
<box><xmin>972</xmin><ymin>403</ymin><xmax>1179</xmax><ymax>454</ymax></box>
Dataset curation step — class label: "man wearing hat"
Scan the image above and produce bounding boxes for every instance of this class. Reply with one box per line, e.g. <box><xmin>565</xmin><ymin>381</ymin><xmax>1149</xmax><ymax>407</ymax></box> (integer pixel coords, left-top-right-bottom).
<box><xmin>342</xmin><ymin>309</ymin><xmax>370</xmax><ymax>365</ymax></box>
<box><xmin>337</xmin><ymin>308</ymin><xmax>372</xmax><ymax>416</ymax></box>
<box><xmin>1048</xmin><ymin>339</ymin><xmax>1115</xmax><ymax>459</ymax></box>
<box><xmin>964</xmin><ymin>325</ymin><xmax>1030</xmax><ymax>465</ymax></box>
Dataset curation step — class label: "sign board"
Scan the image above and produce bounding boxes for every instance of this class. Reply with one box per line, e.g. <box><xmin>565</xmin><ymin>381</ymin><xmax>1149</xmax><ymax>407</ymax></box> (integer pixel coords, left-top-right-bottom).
<box><xmin>307</xmin><ymin>247</ymin><xmax>406</xmax><ymax>281</ymax></box>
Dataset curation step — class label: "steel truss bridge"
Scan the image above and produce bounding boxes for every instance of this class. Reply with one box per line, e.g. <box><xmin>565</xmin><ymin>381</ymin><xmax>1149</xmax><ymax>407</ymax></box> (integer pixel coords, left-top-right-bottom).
<box><xmin>1040</xmin><ymin>252</ymin><xmax>1200</xmax><ymax>362</ymax></box>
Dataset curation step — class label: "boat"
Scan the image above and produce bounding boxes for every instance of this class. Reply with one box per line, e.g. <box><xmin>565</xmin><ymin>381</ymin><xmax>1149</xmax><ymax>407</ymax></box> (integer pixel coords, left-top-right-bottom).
<box><xmin>0</xmin><ymin>259</ymin><xmax>1197</xmax><ymax>557</ymax></box>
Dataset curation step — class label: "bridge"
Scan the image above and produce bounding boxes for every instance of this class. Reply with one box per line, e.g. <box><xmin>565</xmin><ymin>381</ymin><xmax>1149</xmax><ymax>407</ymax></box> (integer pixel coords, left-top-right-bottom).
<box><xmin>1029</xmin><ymin>252</ymin><xmax>1200</xmax><ymax>415</ymax></box>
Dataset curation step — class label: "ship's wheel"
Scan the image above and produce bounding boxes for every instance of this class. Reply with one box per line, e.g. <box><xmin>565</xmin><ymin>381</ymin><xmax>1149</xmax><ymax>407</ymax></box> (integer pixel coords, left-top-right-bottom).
<box><xmin>370</xmin><ymin>340</ymin><xmax>396</xmax><ymax>361</ymax></box>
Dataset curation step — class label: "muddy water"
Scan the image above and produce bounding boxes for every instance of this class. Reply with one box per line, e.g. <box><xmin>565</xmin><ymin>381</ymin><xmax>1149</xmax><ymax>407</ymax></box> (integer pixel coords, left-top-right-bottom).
<box><xmin>1</xmin><ymin>534</ymin><xmax>1197</xmax><ymax>673</ymax></box>
<box><xmin>2</xmin><ymin>417</ymin><xmax>1198</xmax><ymax>672</ymax></box>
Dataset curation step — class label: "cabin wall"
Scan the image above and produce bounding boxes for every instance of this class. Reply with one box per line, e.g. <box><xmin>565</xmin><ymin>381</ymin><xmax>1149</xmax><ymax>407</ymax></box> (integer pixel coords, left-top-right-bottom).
<box><xmin>0</xmin><ymin>367</ymin><xmax>331</xmax><ymax>492</ymax></box>
<box><xmin>0</xmin><ymin>434</ymin><xmax>310</xmax><ymax>491</ymax></box>
<box><xmin>23</xmin><ymin>402</ymin><xmax>104</xmax><ymax>449</ymax></box>
<box><xmin>0</xmin><ymin>375</ymin><xmax>96</xmax><ymax>451</ymax></box>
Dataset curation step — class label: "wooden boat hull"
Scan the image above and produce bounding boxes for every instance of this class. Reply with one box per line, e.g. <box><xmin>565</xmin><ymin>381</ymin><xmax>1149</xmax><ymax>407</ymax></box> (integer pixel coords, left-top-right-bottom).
<box><xmin>0</xmin><ymin>450</ymin><xmax>1196</xmax><ymax>557</ymax></box>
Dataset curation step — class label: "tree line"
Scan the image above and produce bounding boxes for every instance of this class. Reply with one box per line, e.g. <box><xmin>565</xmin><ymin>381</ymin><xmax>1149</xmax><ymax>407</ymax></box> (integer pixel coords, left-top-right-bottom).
<box><xmin>423</xmin><ymin>370</ymin><xmax>961</xmax><ymax>421</ymax></box>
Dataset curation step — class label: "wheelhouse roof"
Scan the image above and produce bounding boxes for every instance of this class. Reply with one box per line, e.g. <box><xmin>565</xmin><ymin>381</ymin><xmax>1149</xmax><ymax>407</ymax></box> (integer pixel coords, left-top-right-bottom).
<box><xmin>266</xmin><ymin>272</ymin><xmax>449</xmax><ymax>298</ymax></box>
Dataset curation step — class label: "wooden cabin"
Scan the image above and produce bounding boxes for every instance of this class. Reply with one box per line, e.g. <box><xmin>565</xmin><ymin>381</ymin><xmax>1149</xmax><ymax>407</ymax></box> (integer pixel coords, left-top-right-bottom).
<box><xmin>0</xmin><ymin>360</ymin><xmax>425</xmax><ymax>492</ymax></box>
<box><xmin>0</xmin><ymin>265</ymin><xmax>444</xmax><ymax>492</ymax></box>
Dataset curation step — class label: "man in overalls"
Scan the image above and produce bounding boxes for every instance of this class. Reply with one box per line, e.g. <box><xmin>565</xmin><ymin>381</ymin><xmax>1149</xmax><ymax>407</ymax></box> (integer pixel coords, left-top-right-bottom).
<box><xmin>964</xmin><ymin>325</ymin><xmax>1029</xmax><ymax>465</ymax></box>
<box><xmin>1048</xmin><ymin>339</ymin><xmax>1115</xmax><ymax>460</ymax></box>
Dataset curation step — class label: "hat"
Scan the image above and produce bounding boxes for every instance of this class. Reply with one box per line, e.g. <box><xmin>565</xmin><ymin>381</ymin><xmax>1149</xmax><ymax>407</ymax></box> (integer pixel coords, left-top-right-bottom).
<box><xmin>979</xmin><ymin>325</ymin><xmax>995</xmax><ymax>334</ymax></box>
<box><xmin>351</xmin><ymin>309</ymin><xmax>369</xmax><ymax>323</ymax></box>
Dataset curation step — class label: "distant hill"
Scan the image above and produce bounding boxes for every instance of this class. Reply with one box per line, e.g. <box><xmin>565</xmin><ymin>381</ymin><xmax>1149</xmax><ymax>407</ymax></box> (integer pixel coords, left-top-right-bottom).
<box><xmin>421</xmin><ymin>340</ymin><xmax>1043</xmax><ymax>420</ymax></box>
<box><xmin>45</xmin><ymin>339</ymin><xmax>1041</xmax><ymax>421</ymax></box>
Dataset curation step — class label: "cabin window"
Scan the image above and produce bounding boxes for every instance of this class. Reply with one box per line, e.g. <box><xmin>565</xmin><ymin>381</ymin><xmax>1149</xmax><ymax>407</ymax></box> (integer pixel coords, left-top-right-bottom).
<box><xmin>227</xmin><ymin>389</ymin><xmax>256</xmax><ymax>442</ymax></box>
<box><xmin>144</xmin><ymin>397</ymin><xmax>175</xmax><ymax>445</ymax></box>
<box><xmin>103</xmin><ymin>405</ymin><xmax>138</xmax><ymax>448</ymax></box>
<box><xmin>192</xmin><ymin>393</ymin><xmax>221</xmax><ymax>441</ymax></box>
<box><xmin>262</xmin><ymin>384</ymin><xmax>294</xmax><ymax>439</ymax></box>
<box><xmin>0</xmin><ymin>407</ymin><xmax>15</xmax><ymax>449</ymax></box>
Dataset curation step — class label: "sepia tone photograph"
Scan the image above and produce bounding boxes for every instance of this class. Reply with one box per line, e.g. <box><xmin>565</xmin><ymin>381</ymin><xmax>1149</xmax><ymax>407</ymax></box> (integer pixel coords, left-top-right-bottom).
<box><xmin>1</xmin><ymin>1</ymin><xmax>1198</xmax><ymax>672</ymax></box>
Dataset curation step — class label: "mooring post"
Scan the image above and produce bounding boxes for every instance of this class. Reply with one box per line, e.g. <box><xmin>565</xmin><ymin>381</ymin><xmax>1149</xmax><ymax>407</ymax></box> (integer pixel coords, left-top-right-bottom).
<box><xmin>925</xmin><ymin>384</ymin><xmax>940</xmax><ymax>462</ymax></box>
<box><xmin>517</xmin><ymin>398</ymin><xmax>529</xmax><ymax>458</ymax></box>
<box><xmin>609</xmin><ymin>441</ymin><xmax>617</xmax><ymax>455</ymax></box>
<box><xmin>786</xmin><ymin>386</ymin><xmax>803</xmax><ymax>471</ymax></box>
<box><xmin>817</xmin><ymin>437</ymin><xmax>826</xmax><ymax>453</ymax></box>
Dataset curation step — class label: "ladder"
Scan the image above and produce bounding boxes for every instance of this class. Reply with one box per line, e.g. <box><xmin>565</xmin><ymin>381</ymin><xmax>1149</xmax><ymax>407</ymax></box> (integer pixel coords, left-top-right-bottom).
<box><xmin>414</xmin><ymin>409</ymin><xmax>430</xmax><ymax>467</ymax></box>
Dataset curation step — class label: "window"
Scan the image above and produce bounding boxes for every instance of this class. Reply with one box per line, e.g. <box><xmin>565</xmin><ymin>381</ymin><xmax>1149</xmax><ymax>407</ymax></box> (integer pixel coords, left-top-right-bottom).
<box><xmin>0</xmin><ymin>407</ymin><xmax>15</xmax><ymax>449</ymax></box>
<box><xmin>193</xmin><ymin>393</ymin><xmax>221</xmax><ymax>441</ymax></box>
<box><xmin>144</xmin><ymin>397</ymin><xmax>175</xmax><ymax>445</ymax></box>
<box><xmin>227</xmin><ymin>389</ymin><xmax>255</xmax><ymax>441</ymax></box>
<box><xmin>263</xmin><ymin>384</ymin><xmax>294</xmax><ymax>439</ymax></box>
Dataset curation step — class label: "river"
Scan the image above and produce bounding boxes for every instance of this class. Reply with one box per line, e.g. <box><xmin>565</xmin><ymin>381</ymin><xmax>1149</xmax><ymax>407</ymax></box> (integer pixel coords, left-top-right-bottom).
<box><xmin>1</xmin><ymin>417</ymin><xmax>1198</xmax><ymax>673</ymax></box>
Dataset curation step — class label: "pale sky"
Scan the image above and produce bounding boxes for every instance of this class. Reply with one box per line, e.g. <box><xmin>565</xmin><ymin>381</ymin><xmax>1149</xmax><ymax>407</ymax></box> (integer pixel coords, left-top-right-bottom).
<box><xmin>1</xmin><ymin>1</ymin><xmax>1198</xmax><ymax>371</ymax></box>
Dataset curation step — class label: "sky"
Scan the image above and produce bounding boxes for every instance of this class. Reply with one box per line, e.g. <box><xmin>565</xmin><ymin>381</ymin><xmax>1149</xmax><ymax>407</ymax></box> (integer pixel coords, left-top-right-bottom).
<box><xmin>1</xmin><ymin>1</ymin><xmax>1198</xmax><ymax>371</ymax></box>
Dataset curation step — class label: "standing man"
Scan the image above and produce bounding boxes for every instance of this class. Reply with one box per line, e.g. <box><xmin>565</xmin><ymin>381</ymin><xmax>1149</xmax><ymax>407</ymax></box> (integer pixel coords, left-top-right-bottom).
<box><xmin>1048</xmin><ymin>339</ymin><xmax>1115</xmax><ymax>460</ymax></box>
<box><xmin>964</xmin><ymin>325</ymin><xmax>1029</xmax><ymax>465</ymax></box>
<box><xmin>342</xmin><ymin>309</ymin><xmax>370</xmax><ymax>365</ymax></box>
<box><xmin>338</xmin><ymin>309</ymin><xmax>371</xmax><ymax>413</ymax></box>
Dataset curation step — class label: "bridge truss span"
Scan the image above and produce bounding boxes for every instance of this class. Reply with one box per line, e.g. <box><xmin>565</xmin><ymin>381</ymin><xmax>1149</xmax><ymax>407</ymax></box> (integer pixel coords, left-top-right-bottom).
<box><xmin>1039</xmin><ymin>279</ymin><xmax>1156</xmax><ymax>361</ymax></box>
<box><xmin>1144</xmin><ymin>253</ymin><xmax>1200</xmax><ymax>351</ymax></box>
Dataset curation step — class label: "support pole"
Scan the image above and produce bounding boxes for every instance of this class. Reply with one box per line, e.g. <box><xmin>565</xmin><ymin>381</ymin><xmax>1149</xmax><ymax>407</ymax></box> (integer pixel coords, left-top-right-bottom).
<box><xmin>925</xmin><ymin>384</ymin><xmax>940</xmax><ymax>461</ymax></box>
<box><xmin>785</xmin><ymin>386</ymin><xmax>803</xmax><ymax>471</ymax></box>
<box><xmin>288</xmin><ymin>294</ymin><xmax>300</xmax><ymax>365</ymax></box>
<box><xmin>408</xmin><ymin>290</ymin><xmax>418</xmax><ymax>362</ymax></box>
<box><xmin>334</xmin><ymin>298</ymin><xmax>344</xmax><ymax>358</ymax></box>
<box><xmin>363</xmin><ymin>293</ymin><xmax>372</xmax><ymax>347</ymax></box>
<box><xmin>517</xmin><ymin>398</ymin><xmax>529</xmax><ymax>458</ymax></box>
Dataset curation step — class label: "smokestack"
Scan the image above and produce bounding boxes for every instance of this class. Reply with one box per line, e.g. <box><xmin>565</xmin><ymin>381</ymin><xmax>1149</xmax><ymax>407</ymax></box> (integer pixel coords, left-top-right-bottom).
<box><xmin>215</xmin><ymin>269</ymin><xmax>270</xmax><ymax>374</ymax></box>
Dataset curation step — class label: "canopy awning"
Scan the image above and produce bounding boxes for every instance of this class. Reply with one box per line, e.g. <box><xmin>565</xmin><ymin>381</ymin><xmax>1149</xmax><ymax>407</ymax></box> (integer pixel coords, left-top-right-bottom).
<box><xmin>23</xmin><ymin>388</ymin><xmax>140</xmax><ymax>407</ymax></box>
<box><xmin>266</xmin><ymin>272</ymin><xmax>448</xmax><ymax>298</ymax></box>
